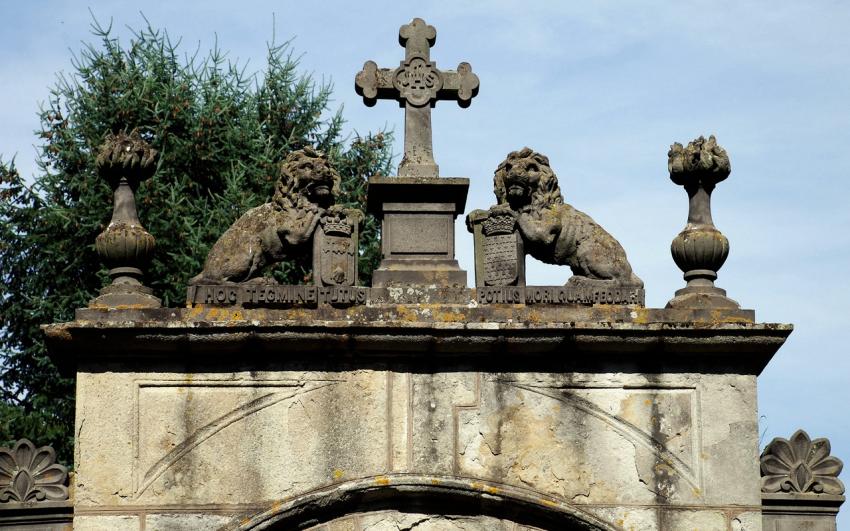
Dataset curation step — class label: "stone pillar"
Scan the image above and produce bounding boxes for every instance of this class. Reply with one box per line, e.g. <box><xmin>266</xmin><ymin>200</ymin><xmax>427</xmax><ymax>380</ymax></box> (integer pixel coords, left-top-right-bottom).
<box><xmin>760</xmin><ymin>430</ymin><xmax>845</xmax><ymax>530</ymax></box>
<box><xmin>367</xmin><ymin>176</ymin><xmax>469</xmax><ymax>287</ymax></box>
<box><xmin>762</xmin><ymin>494</ymin><xmax>844</xmax><ymax>530</ymax></box>
<box><xmin>355</xmin><ymin>19</ymin><xmax>479</xmax><ymax>288</ymax></box>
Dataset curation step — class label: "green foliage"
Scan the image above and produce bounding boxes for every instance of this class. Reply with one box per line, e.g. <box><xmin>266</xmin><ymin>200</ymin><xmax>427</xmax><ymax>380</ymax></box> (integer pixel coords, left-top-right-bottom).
<box><xmin>0</xmin><ymin>20</ymin><xmax>393</xmax><ymax>463</ymax></box>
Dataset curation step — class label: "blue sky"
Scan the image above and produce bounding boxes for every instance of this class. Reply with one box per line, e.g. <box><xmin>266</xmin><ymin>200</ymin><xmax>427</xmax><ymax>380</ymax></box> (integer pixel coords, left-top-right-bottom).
<box><xmin>2</xmin><ymin>0</ymin><xmax>849</xmax><ymax>513</ymax></box>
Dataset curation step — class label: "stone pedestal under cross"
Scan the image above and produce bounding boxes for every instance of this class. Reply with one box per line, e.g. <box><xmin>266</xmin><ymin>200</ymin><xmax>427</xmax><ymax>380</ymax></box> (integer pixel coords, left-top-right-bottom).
<box><xmin>356</xmin><ymin>18</ymin><xmax>479</xmax><ymax>287</ymax></box>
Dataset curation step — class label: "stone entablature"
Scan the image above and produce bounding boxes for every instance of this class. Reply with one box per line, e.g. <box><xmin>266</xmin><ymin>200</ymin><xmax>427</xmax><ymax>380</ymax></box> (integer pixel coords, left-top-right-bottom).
<box><xmin>45</xmin><ymin>309</ymin><xmax>789</xmax><ymax>531</ymax></box>
<box><xmin>49</xmin><ymin>307</ymin><xmax>782</xmax><ymax>365</ymax></box>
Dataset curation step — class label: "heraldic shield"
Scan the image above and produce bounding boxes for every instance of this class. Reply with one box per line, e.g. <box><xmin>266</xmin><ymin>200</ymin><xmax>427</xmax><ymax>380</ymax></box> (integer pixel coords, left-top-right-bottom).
<box><xmin>313</xmin><ymin>209</ymin><xmax>362</xmax><ymax>287</ymax></box>
<box><xmin>468</xmin><ymin>210</ymin><xmax>526</xmax><ymax>287</ymax></box>
<box><xmin>482</xmin><ymin>213</ymin><xmax>524</xmax><ymax>286</ymax></box>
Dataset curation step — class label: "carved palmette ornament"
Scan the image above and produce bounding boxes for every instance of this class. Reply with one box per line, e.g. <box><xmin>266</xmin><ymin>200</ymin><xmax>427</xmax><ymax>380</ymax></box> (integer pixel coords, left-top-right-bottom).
<box><xmin>313</xmin><ymin>210</ymin><xmax>361</xmax><ymax>287</ymax></box>
<box><xmin>0</xmin><ymin>439</ymin><xmax>68</xmax><ymax>503</ymax></box>
<box><xmin>760</xmin><ymin>429</ymin><xmax>845</xmax><ymax>495</ymax></box>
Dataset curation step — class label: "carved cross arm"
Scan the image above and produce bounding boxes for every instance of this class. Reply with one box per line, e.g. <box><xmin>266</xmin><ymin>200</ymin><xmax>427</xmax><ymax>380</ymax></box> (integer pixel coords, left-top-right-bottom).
<box><xmin>438</xmin><ymin>63</ymin><xmax>479</xmax><ymax>108</ymax></box>
<box><xmin>355</xmin><ymin>61</ymin><xmax>396</xmax><ymax>107</ymax></box>
<box><xmin>355</xmin><ymin>60</ymin><xmax>479</xmax><ymax>108</ymax></box>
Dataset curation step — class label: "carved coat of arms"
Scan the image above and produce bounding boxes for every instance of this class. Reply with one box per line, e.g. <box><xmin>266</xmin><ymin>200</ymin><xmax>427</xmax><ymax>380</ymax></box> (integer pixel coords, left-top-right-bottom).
<box><xmin>467</xmin><ymin>210</ymin><xmax>525</xmax><ymax>287</ymax></box>
<box><xmin>482</xmin><ymin>214</ymin><xmax>523</xmax><ymax>286</ymax></box>
<box><xmin>313</xmin><ymin>210</ymin><xmax>362</xmax><ymax>286</ymax></box>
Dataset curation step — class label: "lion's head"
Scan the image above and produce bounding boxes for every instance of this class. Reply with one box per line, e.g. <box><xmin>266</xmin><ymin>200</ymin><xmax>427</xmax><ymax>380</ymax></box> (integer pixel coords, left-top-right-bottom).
<box><xmin>493</xmin><ymin>147</ymin><xmax>563</xmax><ymax>211</ymax></box>
<box><xmin>273</xmin><ymin>147</ymin><xmax>341</xmax><ymax>210</ymax></box>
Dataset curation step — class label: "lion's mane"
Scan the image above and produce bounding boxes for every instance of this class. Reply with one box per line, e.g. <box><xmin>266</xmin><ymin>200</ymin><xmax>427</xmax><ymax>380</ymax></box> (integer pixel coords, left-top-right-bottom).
<box><xmin>493</xmin><ymin>147</ymin><xmax>563</xmax><ymax>210</ymax></box>
<box><xmin>273</xmin><ymin>146</ymin><xmax>341</xmax><ymax>210</ymax></box>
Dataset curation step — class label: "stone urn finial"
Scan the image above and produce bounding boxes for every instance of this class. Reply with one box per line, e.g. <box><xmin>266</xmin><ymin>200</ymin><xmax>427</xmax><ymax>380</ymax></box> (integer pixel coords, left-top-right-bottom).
<box><xmin>88</xmin><ymin>129</ymin><xmax>161</xmax><ymax>308</ymax></box>
<box><xmin>666</xmin><ymin>135</ymin><xmax>739</xmax><ymax>309</ymax></box>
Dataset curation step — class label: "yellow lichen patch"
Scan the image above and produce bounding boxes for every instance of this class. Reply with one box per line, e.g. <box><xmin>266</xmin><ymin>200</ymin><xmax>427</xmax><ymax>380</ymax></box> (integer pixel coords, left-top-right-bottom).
<box><xmin>629</xmin><ymin>308</ymin><xmax>651</xmax><ymax>325</ymax></box>
<box><xmin>189</xmin><ymin>306</ymin><xmax>248</xmax><ymax>322</ymax></box>
<box><xmin>218</xmin><ymin>308</ymin><xmax>245</xmax><ymax>322</ymax></box>
<box><xmin>287</xmin><ymin>308</ymin><xmax>313</xmax><ymax>322</ymax></box>
<box><xmin>332</xmin><ymin>469</ymin><xmax>345</xmax><ymax>481</ymax></box>
<box><xmin>709</xmin><ymin>309</ymin><xmax>752</xmax><ymax>324</ymax></box>
<box><xmin>394</xmin><ymin>306</ymin><xmax>420</xmax><ymax>323</ymax></box>
<box><xmin>430</xmin><ymin>478</ymin><xmax>441</xmax><ymax>485</ymax></box>
<box><xmin>188</xmin><ymin>305</ymin><xmax>206</xmax><ymax>319</ymax></box>
<box><xmin>469</xmin><ymin>481</ymin><xmax>500</xmax><ymax>494</ymax></box>
<box><xmin>374</xmin><ymin>475</ymin><xmax>390</xmax><ymax>486</ymax></box>
<box><xmin>434</xmin><ymin>310</ymin><xmax>467</xmax><ymax>322</ymax></box>
<box><xmin>540</xmin><ymin>498</ymin><xmax>559</xmax><ymax>507</ymax></box>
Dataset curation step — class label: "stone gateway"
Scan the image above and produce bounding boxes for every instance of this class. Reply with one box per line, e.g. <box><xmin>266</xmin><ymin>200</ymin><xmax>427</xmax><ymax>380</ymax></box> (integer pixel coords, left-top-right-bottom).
<box><xmin>0</xmin><ymin>16</ymin><xmax>841</xmax><ymax>531</ymax></box>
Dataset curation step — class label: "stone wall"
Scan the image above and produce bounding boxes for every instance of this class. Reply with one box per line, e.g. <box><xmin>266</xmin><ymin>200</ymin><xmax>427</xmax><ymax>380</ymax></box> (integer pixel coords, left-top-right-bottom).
<box><xmin>46</xmin><ymin>305</ymin><xmax>789</xmax><ymax>530</ymax></box>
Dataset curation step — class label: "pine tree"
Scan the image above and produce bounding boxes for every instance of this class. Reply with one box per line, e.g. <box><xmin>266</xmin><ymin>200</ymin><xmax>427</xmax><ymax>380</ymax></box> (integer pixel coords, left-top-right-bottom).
<box><xmin>0</xmin><ymin>20</ymin><xmax>393</xmax><ymax>463</ymax></box>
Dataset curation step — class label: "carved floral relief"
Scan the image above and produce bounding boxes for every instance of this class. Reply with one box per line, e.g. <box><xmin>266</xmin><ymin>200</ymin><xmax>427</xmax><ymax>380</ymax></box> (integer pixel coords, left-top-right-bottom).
<box><xmin>761</xmin><ymin>429</ymin><xmax>845</xmax><ymax>495</ymax></box>
<box><xmin>0</xmin><ymin>439</ymin><xmax>68</xmax><ymax>503</ymax></box>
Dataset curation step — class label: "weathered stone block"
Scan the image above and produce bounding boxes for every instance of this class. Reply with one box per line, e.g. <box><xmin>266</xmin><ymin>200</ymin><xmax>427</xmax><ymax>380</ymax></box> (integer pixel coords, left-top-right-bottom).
<box><xmin>660</xmin><ymin>508</ymin><xmax>727</xmax><ymax>529</ymax></box>
<box><xmin>73</xmin><ymin>514</ymin><xmax>139</xmax><ymax>531</ymax></box>
<box><xmin>732</xmin><ymin>511</ymin><xmax>762</xmax><ymax>530</ymax></box>
<box><xmin>354</xmin><ymin>512</ymin><xmax>536</xmax><ymax>530</ymax></box>
<box><xmin>367</xmin><ymin>178</ymin><xmax>469</xmax><ymax>287</ymax></box>
<box><xmin>584</xmin><ymin>507</ymin><xmax>659</xmax><ymax>530</ymax></box>
<box><xmin>145</xmin><ymin>513</ymin><xmax>236</xmax><ymax>530</ymax></box>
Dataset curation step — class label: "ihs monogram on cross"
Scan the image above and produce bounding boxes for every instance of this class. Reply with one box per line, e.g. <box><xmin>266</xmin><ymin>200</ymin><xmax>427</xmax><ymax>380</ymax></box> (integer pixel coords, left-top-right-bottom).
<box><xmin>356</xmin><ymin>18</ymin><xmax>479</xmax><ymax>177</ymax></box>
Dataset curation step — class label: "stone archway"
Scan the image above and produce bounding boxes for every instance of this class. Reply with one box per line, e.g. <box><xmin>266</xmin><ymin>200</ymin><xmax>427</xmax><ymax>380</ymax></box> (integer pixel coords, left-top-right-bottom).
<box><xmin>226</xmin><ymin>475</ymin><xmax>619</xmax><ymax>531</ymax></box>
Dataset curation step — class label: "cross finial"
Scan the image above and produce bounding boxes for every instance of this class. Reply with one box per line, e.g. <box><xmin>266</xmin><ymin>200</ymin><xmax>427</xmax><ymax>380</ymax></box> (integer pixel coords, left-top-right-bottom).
<box><xmin>356</xmin><ymin>18</ymin><xmax>479</xmax><ymax>177</ymax></box>
<box><xmin>399</xmin><ymin>18</ymin><xmax>435</xmax><ymax>59</ymax></box>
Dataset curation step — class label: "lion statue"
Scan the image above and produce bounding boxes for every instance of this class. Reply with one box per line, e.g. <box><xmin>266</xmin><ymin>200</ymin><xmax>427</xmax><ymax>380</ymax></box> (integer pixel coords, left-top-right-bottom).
<box><xmin>190</xmin><ymin>147</ymin><xmax>345</xmax><ymax>284</ymax></box>
<box><xmin>488</xmin><ymin>147</ymin><xmax>642</xmax><ymax>287</ymax></box>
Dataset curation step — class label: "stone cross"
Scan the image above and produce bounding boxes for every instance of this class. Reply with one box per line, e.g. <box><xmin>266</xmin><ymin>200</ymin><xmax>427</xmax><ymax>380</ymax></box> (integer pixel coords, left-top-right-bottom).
<box><xmin>355</xmin><ymin>18</ymin><xmax>479</xmax><ymax>177</ymax></box>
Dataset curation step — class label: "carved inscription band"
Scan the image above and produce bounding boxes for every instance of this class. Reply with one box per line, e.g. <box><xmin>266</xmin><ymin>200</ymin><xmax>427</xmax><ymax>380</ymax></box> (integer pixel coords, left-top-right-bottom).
<box><xmin>189</xmin><ymin>285</ymin><xmax>368</xmax><ymax>307</ymax></box>
<box><xmin>187</xmin><ymin>285</ymin><xmax>644</xmax><ymax>307</ymax></box>
<box><xmin>476</xmin><ymin>286</ymin><xmax>644</xmax><ymax>305</ymax></box>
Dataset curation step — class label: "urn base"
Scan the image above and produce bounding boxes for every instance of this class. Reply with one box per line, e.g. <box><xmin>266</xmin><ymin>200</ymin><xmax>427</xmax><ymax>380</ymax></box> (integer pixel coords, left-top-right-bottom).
<box><xmin>666</xmin><ymin>285</ymin><xmax>740</xmax><ymax>310</ymax></box>
<box><xmin>88</xmin><ymin>283</ymin><xmax>161</xmax><ymax>309</ymax></box>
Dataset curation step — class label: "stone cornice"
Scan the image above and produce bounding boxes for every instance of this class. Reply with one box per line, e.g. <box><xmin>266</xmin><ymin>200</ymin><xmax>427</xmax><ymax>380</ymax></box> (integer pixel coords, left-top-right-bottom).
<box><xmin>44</xmin><ymin>305</ymin><xmax>790</xmax><ymax>376</ymax></box>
